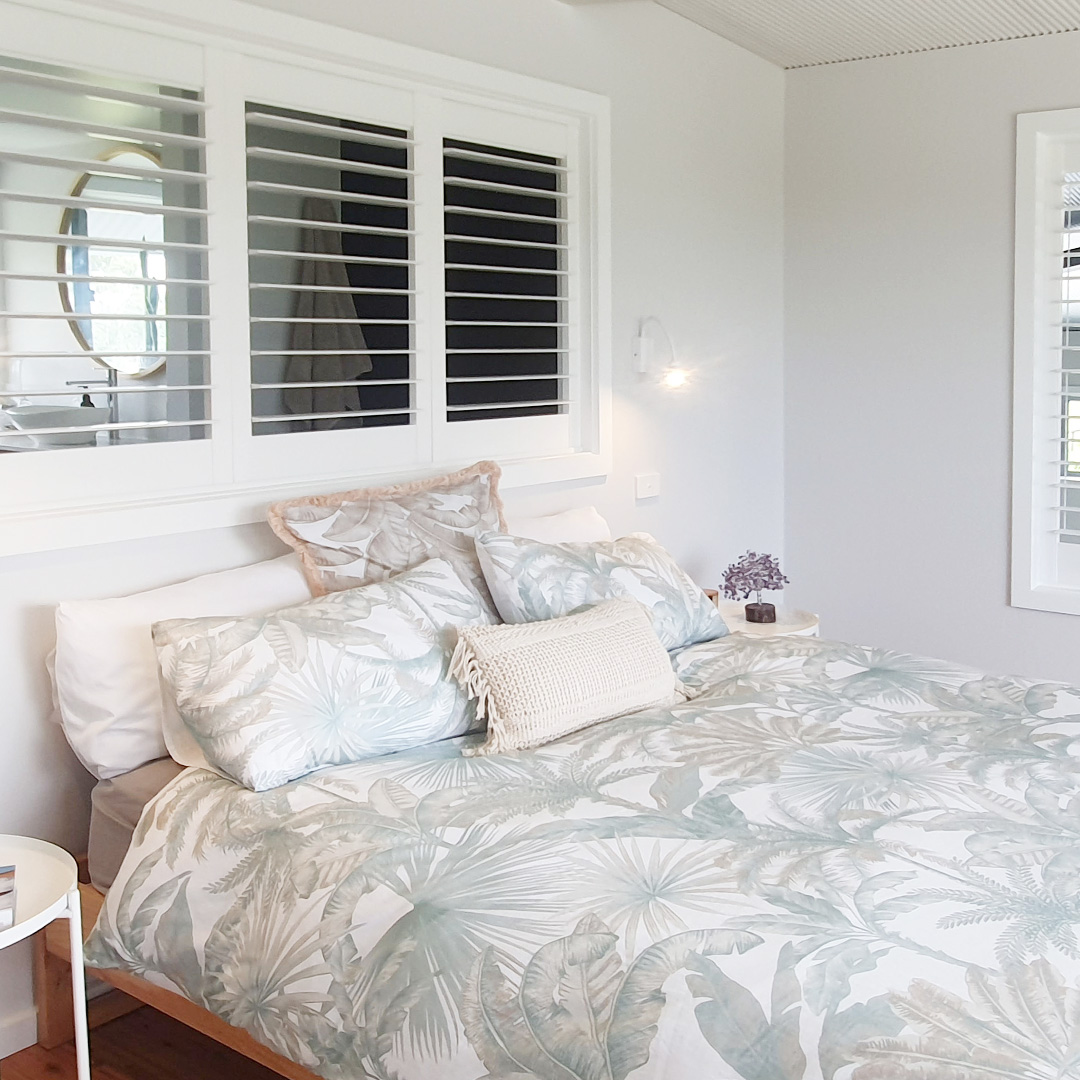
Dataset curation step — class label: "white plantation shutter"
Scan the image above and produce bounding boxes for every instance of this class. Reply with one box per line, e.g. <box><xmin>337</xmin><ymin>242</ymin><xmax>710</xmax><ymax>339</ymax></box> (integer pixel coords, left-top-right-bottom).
<box><xmin>0</xmin><ymin>55</ymin><xmax>210</xmax><ymax>449</ymax></box>
<box><xmin>217</xmin><ymin>56</ymin><xmax>426</xmax><ymax>487</ymax></box>
<box><xmin>1013</xmin><ymin>109</ymin><xmax>1080</xmax><ymax>611</ymax></box>
<box><xmin>432</xmin><ymin>103</ymin><xmax>584</xmax><ymax>466</ymax></box>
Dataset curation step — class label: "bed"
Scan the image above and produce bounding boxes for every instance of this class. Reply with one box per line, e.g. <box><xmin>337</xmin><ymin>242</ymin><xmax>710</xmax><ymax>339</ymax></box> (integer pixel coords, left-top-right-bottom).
<box><xmin>74</xmin><ymin>632</ymin><xmax>1080</xmax><ymax>1080</ymax></box>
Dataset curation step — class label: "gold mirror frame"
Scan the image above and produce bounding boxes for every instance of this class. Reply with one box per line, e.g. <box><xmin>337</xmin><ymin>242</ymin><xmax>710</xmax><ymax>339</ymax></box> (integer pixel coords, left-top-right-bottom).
<box><xmin>57</xmin><ymin>145</ymin><xmax>167</xmax><ymax>379</ymax></box>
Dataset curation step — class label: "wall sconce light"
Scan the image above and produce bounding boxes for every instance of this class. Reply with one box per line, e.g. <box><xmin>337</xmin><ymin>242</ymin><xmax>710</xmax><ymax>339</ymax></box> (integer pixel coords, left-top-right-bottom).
<box><xmin>634</xmin><ymin>316</ymin><xmax>690</xmax><ymax>389</ymax></box>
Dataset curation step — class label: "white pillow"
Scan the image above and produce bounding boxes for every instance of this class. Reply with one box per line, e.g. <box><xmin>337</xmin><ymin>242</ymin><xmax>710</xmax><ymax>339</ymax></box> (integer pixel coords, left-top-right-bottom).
<box><xmin>54</xmin><ymin>554</ymin><xmax>312</xmax><ymax>780</ymax></box>
<box><xmin>503</xmin><ymin>506</ymin><xmax>611</xmax><ymax>544</ymax></box>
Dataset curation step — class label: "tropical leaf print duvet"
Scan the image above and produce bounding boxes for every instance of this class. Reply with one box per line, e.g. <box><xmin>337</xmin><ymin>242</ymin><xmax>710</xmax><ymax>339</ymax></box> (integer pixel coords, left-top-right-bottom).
<box><xmin>85</xmin><ymin>635</ymin><xmax>1080</xmax><ymax>1080</ymax></box>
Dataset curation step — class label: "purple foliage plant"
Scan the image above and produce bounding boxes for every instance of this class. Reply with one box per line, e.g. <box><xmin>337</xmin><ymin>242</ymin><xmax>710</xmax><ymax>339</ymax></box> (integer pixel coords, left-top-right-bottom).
<box><xmin>722</xmin><ymin>551</ymin><xmax>789</xmax><ymax>605</ymax></box>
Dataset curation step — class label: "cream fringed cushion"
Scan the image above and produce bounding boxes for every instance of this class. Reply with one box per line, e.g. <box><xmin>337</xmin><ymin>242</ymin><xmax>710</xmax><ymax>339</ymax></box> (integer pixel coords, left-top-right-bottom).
<box><xmin>451</xmin><ymin>599</ymin><xmax>684</xmax><ymax>756</ymax></box>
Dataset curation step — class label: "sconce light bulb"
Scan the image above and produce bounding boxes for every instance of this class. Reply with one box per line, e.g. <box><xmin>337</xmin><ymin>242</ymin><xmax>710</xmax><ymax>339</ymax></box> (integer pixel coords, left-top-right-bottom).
<box><xmin>662</xmin><ymin>368</ymin><xmax>689</xmax><ymax>389</ymax></box>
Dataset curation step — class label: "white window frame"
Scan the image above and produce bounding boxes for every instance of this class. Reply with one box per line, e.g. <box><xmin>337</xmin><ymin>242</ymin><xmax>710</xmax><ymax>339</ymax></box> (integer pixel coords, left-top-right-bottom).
<box><xmin>0</xmin><ymin>0</ymin><xmax>611</xmax><ymax>557</ymax></box>
<box><xmin>1013</xmin><ymin>108</ymin><xmax>1080</xmax><ymax>616</ymax></box>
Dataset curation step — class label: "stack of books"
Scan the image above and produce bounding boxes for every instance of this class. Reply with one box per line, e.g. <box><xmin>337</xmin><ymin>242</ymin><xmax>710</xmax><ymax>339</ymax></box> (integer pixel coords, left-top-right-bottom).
<box><xmin>0</xmin><ymin>865</ymin><xmax>15</xmax><ymax>930</ymax></box>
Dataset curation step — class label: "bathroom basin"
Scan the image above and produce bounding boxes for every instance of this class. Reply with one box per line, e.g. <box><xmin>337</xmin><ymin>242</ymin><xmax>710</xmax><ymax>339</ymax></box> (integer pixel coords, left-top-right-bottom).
<box><xmin>3</xmin><ymin>405</ymin><xmax>111</xmax><ymax>447</ymax></box>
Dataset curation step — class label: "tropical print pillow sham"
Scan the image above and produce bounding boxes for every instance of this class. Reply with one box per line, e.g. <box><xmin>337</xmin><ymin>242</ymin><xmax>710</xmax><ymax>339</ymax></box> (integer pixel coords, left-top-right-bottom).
<box><xmin>475</xmin><ymin>531</ymin><xmax>727</xmax><ymax>650</ymax></box>
<box><xmin>87</xmin><ymin>634</ymin><xmax>1080</xmax><ymax>1080</ymax></box>
<box><xmin>267</xmin><ymin>460</ymin><xmax>505</xmax><ymax>599</ymax></box>
<box><xmin>153</xmin><ymin>557</ymin><xmax>495</xmax><ymax>790</ymax></box>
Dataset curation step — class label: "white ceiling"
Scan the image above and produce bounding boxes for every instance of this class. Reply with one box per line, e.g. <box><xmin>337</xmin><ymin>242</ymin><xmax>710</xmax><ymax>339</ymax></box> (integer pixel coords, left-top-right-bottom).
<box><xmin>631</xmin><ymin>0</ymin><xmax>1080</xmax><ymax>68</ymax></box>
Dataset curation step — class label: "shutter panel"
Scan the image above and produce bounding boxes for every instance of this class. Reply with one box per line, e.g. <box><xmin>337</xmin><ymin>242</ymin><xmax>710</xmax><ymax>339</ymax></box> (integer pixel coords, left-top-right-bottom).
<box><xmin>245</xmin><ymin>104</ymin><xmax>414</xmax><ymax>434</ymax></box>
<box><xmin>0</xmin><ymin>54</ymin><xmax>209</xmax><ymax>450</ymax></box>
<box><xmin>443</xmin><ymin>138</ymin><xmax>568</xmax><ymax>422</ymax></box>
<box><xmin>1059</xmin><ymin>180</ymin><xmax>1080</xmax><ymax>544</ymax></box>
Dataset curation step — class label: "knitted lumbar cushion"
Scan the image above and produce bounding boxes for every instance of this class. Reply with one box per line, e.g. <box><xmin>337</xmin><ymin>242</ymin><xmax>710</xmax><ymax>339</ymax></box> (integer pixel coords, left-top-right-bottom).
<box><xmin>450</xmin><ymin>598</ymin><xmax>685</xmax><ymax>756</ymax></box>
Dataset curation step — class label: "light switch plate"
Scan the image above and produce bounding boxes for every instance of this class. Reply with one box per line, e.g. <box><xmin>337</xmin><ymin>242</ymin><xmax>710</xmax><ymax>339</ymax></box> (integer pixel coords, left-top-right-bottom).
<box><xmin>635</xmin><ymin>472</ymin><xmax>661</xmax><ymax>500</ymax></box>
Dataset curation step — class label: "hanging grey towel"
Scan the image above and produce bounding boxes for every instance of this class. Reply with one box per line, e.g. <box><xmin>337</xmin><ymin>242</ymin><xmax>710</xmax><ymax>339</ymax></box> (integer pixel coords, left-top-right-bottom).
<box><xmin>284</xmin><ymin>197</ymin><xmax>372</xmax><ymax>429</ymax></box>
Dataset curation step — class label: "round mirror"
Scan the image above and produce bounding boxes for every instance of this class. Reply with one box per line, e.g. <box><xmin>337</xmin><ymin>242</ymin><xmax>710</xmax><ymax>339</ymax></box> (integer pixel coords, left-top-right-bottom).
<box><xmin>58</xmin><ymin>148</ymin><xmax>168</xmax><ymax>378</ymax></box>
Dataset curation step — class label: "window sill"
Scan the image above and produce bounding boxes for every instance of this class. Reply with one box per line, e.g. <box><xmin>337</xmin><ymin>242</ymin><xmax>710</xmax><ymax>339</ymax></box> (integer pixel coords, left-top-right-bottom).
<box><xmin>1010</xmin><ymin>582</ymin><xmax>1080</xmax><ymax>617</ymax></box>
<box><xmin>0</xmin><ymin>449</ymin><xmax>610</xmax><ymax>558</ymax></box>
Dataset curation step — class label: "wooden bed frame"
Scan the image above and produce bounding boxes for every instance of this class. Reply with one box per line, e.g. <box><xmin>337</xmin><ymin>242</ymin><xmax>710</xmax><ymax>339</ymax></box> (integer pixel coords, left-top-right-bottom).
<box><xmin>36</xmin><ymin>882</ymin><xmax>320</xmax><ymax>1080</ymax></box>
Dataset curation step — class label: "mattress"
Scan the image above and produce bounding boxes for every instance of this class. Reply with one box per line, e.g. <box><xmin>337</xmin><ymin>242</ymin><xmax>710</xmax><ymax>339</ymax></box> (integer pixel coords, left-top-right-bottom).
<box><xmin>84</xmin><ymin>635</ymin><xmax>1080</xmax><ymax>1079</ymax></box>
<box><xmin>88</xmin><ymin>756</ymin><xmax>184</xmax><ymax>891</ymax></box>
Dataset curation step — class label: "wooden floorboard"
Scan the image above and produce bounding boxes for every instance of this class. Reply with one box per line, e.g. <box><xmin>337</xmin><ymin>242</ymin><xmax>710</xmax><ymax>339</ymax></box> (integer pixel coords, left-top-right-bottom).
<box><xmin>1</xmin><ymin>1007</ymin><xmax>285</xmax><ymax>1080</ymax></box>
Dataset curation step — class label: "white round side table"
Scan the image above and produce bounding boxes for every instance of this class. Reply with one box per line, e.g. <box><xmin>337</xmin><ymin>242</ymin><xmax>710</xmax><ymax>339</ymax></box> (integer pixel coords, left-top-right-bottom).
<box><xmin>716</xmin><ymin>600</ymin><xmax>819</xmax><ymax>637</ymax></box>
<box><xmin>0</xmin><ymin>835</ymin><xmax>89</xmax><ymax>1079</ymax></box>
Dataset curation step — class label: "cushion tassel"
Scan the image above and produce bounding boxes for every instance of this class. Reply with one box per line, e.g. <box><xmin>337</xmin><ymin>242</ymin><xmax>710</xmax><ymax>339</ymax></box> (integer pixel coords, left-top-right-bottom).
<box><xmin>449</xmin><ymin>634</ymin><xmax>503</xmax><ymax>756</ymax></box>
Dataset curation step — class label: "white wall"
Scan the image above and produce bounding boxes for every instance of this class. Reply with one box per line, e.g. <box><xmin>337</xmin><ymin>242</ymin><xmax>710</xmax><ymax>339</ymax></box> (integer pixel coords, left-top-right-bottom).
<box><xmin>0</xmin><ymin>0</ymin><xmax>785</xmax><ymax>1053</ymax></box>
<box><xmin>785</xmin><ymin>33</ymin><xmax>1080</xmax><ymax>684</ymax></box>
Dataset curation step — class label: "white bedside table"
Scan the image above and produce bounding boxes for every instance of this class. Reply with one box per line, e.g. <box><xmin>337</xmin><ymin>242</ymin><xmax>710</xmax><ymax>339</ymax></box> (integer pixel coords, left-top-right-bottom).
<box><xmin>715</xmin><ymin>599</ymin><xmax>819</xmax><ymax>637</ymax></box>
<box><xmin>0</xmin><ymin>835</ymin><xmax>90</xmax><ymax>1079</ymax></box>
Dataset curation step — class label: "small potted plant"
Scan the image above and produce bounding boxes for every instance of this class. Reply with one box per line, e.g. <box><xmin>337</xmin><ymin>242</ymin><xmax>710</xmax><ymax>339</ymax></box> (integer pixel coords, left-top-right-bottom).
<box><xmin>722</xmin><ymin>551</ymin><xmax>789</xmax><ymax>624</ymax></box>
